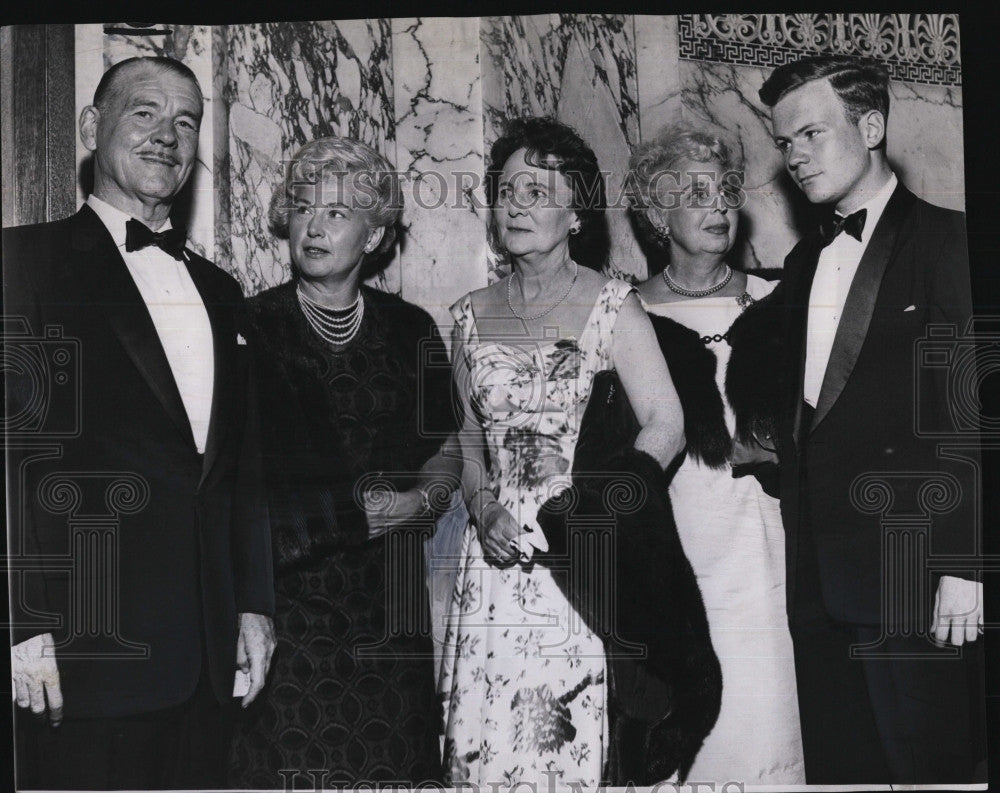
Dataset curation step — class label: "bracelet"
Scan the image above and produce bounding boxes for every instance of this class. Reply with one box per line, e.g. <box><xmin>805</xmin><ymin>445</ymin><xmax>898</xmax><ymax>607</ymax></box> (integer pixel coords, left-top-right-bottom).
<box><xmin>468</xmin><ymin>486</ymin><xmax>498</xmax><ymax>523</ymax></box>
<box><xmin>468</xmin><ymin>485</ymin><xmax>495</xmax><ymax>509</ymax></box>
<box><xmin>472</xmin><ymin>498</ymin><xmax>502</xmax><ymax>527</ymax></box>
<box><xmin>416</xmin><ymin>487</ymin><xmax>432</xmax><ymax>515</ymax></box>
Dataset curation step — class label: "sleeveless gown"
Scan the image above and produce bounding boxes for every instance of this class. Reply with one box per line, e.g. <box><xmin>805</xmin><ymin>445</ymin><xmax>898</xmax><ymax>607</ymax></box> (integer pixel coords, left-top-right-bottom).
<box><xmin>438</xmin><ymin>279</ymin><xmax>635</xmax><ymax>786</ymax></box>
<box><xmin>643</xmin><ymin>274</ymin><xmax>805</xmax><ymax>783</ymax></box>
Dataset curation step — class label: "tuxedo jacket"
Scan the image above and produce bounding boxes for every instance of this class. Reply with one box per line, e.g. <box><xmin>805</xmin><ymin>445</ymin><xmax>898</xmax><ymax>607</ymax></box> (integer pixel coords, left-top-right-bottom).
<box><xmin>774</xmin><ymin>184</ymin><xmax>978</xmax><ymax>626</ymax></box>
<box><xmin>3</xmin><ymin>205</ymin><xmax>274</xmax><ymax>718</ymax></box>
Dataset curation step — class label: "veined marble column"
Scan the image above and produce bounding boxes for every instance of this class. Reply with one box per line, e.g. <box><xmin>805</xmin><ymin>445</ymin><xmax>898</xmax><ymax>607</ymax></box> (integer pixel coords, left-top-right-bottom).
<box><xmin>635</xmin><ymin>15</ymin><xmax>684</xmax><ymax>141</ymax></box>
<box><xmin>480</xmin><ymin>14</ymin><xmax>644</xmax><ymax>282</ymax></box>
<box><xmin>391</xmin><ymin>17</ymin><xmax>487</xmax><ymax>331</ymax></box>
<box><xmin>886</xmin><ymin>81</ymin><xmax>964</xmax><ymax>212</ymax></box>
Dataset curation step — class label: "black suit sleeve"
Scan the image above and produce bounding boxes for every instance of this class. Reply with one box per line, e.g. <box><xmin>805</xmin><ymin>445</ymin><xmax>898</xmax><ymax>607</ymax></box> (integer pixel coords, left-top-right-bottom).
<box><xmin>230</xmin><ymin>289</ymin><xmax>275</xmax><ymax>616</ymax></box>
<box><xmin>3</xmin><ymin>226</ymin><xmax>60</xmax><ymax>646</ymax></box>
<box><xmin>923</xmin><ymin>208</ymin><xmax>981</xmax><ymax>575</ymax></box>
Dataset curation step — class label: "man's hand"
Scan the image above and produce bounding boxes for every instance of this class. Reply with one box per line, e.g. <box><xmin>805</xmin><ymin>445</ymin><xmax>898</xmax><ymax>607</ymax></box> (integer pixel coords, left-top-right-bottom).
<box><xmin>11</xmin><ymin>632</ymin><xmax>63</xmax><ymax>725</ymax></box>
<box><xmin>931</xmin><ymin>576</ymin><xmax>983</xmax><ymax>646</ymax></box>
<box><xmin>236</xmin><ymin>613</ymin><xmax>276</xmax><ymax>707</ymax></box>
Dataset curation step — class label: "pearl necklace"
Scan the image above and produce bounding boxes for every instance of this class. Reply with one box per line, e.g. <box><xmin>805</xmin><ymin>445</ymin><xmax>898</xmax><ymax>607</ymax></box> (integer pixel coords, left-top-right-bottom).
<box><xmin>507</xmin><ymin>261</ymin><xmax>579</xmax><ymax>321</ymax></box>
<box><xmin>296</xmin><ymin>286</ymin><xmax>365</xmax><ymax>346</ymax></box>
<box><xmin>662</xmin><ymin>263</ymin><xmax>733</xmax><ymax>297</ymax></box>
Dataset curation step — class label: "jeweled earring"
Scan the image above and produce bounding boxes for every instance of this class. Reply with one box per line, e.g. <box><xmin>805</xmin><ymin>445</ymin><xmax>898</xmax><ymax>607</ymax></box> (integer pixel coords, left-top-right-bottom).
<box><xmin>654</xmin><ymin>224</ymin><xmax>671</xmax><ymax>244</ymax></box>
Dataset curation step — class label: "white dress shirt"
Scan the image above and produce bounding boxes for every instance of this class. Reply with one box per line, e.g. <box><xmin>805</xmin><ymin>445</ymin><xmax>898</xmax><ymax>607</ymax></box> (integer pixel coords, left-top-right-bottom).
<box><xmin>87</xmin><ymin>195</ymin><xmax>215</xmax><ymax>453</ymax></box>
<box><xmin>802</xmin><ymin>173</ymin><xmax>898</xmax><ymax>408</ymax></box>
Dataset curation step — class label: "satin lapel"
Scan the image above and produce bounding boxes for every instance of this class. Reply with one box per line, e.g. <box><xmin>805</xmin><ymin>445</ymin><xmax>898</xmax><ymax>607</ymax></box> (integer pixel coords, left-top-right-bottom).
<box><xmin>184</xmin><ymin>258</ymin><xmax>233</xmax><ymax>488</ymax></box>
<box><xmin>811</xmin><ymin>185</ymin><xmax>915</xmax><ymax>433</ymax></box>
<box><xmin>72</xmin><ymin>206</ymin><xmax>196</xmax><ymax>448</ymax></box>
<box><xmin>787</xmin><ymin>238</ymin><xmax>823</xmax><ymax>450</ymax></box>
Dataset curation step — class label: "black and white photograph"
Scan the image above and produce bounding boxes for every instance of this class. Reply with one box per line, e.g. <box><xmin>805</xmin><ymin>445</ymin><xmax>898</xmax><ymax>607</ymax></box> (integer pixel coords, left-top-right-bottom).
<box><xmin>2</xmin><ymin>5</ymin><xmax>997</xmax><ymax>791</ymax></box>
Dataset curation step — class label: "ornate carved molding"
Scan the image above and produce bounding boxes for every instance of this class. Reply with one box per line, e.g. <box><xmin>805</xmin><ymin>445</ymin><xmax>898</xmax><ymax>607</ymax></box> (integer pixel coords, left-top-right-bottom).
<box><xmin>679</xmin><ymin>13</ymin><xmax>961</xmax><ymax>87</ymax></box>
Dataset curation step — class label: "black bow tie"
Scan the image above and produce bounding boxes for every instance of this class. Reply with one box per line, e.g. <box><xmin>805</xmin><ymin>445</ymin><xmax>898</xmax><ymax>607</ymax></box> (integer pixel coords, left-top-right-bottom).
<box><xmin>124</xmin><ymin>218</ymin><xmax>186</xmax><ymax>261</ymax></box>
<box><xmin>819</xmin><ymin>208</ymin><xmax>867</xmax><ymax>247</ymax></box>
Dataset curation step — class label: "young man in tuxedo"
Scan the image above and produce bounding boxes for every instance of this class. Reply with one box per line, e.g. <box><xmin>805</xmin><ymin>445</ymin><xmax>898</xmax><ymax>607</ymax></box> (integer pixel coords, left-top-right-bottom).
<box><xmin>5</xmin><ymin>56</ymin><xmax>275</xmax><ymax>788</ymax></box>
<box><xmin>760</xmin><ymin>55</ymin><xmax>985</xmax><ymax>783</ymax></box>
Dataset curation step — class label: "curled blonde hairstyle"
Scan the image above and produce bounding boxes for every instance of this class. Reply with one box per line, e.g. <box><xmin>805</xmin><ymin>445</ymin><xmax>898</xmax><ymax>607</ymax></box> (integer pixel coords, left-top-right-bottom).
<box><xmin>268</xmin><ymin>136</ymin><xmax>403</xmax><ymax>258</ymax></box>
<box><xmin>628</xmin><ymin>124</ymin><xmax>743</xmax><ymax>248</ymax></box>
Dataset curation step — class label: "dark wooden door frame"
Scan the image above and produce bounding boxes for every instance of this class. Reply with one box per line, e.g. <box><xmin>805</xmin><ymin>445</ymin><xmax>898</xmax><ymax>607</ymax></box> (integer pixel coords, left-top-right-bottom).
<box><xmin>1</xmin><ymin>24</ymin><xmax>76</xmax><ymax>228</ymax></box>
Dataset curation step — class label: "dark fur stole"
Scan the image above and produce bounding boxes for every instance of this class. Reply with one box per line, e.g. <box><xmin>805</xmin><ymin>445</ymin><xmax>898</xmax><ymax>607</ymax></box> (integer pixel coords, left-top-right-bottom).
<box><xmin>536</xmin><ymin>371</ymin><xmax>722</xmax><ymax>785</ymax></box>
<box><xmin>647</xmin><ymin>313</ymin><xmax>731</xmax><ymax>469</ymax></box>
<box><xmin>724</xmin><ymin>286</ymin><xmax>787</xmax><ymax>448</ymax></box>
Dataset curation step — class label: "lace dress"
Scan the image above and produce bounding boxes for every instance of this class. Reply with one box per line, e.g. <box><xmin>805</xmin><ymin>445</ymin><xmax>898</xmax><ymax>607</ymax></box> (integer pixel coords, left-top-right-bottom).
<box><xmin>438</xmin><ymin>279</ymin><xmax>635</xmax><ymax>786</ymax></box>
<box><xmin>643</xmin><ymin>274</ymin><xmax>805</xmax><ymax>783</ymax></box>
<box><xmin>230</xmin><ymin>283</ymin><xmax>454</xmax><ymax>788</ymax></box>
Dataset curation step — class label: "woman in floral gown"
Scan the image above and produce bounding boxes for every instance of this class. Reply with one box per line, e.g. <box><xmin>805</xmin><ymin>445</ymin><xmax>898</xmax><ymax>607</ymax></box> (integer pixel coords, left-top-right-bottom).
<box><xmin>438</xmin><ymin>117</ymin><xmax>685</xmax><ymax>786</ymax></box>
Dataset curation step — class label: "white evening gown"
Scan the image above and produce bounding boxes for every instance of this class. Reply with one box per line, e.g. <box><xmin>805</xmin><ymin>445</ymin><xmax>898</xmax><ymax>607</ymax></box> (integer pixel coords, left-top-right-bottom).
<box><xmin>644</xmin><ymin>274</ymin><xmax>805</xmax><ymax>784</ymax></box>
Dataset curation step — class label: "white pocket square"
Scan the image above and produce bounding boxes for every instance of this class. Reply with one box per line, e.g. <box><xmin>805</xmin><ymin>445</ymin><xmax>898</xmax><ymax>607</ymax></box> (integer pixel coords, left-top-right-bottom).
<box><xmin>237</xmin><ymin>333</ymin><xmax>248</xmax><ymax>345</ymax></box>
<box><xmin>903</xmin><ymin>305</ymin><xmax>916</xmax><ymax>312</ymax></box>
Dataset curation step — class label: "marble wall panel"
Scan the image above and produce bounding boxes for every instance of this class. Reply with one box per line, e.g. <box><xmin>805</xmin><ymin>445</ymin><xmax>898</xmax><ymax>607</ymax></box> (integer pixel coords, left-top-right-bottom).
<box><xmin>216</xmin><ymin>19</ymin><xmax>396</xmax><ymax>297</ymax></box>
<box><xmin>886</xmin><ymin>81</ymin><xmax>964</xmax><ymax>212</ymax></box>
<box><xmin>480</xmin><ymin>14</ymin><xmax>644</xmax><ymax>282</ymax></box>
<box><xmin>390</xmin><ymin>18</ymin><xmax>488</xmax><ymax>661</ymax></box>
<box><xmin>73</xmin><ymin>24</ymin><xmax>216</xmax><ymax>260</ymax></box>
<box><xmin>391</xmin><ymin>17</ymin><xmax>487</xmax><ymax>330</ymax></box>
<box><xmin>635</xmin><ymin>15</ymin><xmax>684</xmax><ymax>140</ymax></box>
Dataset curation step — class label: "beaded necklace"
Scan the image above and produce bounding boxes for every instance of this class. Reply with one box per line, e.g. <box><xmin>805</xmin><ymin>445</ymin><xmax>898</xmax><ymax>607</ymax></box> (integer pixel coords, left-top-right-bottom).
<box><xmin>296</xmin><ymin>286</ymin><xmax>365</xmax><ymax>346</ymax></box>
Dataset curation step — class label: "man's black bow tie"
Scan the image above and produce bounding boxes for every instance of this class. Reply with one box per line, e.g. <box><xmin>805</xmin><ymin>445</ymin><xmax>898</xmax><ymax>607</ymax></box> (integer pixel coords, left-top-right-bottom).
<box><xmin>819</xmin><ymin>208</ymin><xmax>867</xmax><ymax>247</ymax></box>
<box><xmin>124</xmin><ymin>218</ymin><xmax>187</xmax><ymax>261</ymax></box>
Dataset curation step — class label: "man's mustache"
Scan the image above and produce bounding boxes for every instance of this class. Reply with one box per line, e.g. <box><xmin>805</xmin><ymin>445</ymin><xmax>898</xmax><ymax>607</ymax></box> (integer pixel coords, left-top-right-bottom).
<box><xmin>136</xmin><ymin>149</ymin><xmax>179</xmax><ymax>165</ymax></box>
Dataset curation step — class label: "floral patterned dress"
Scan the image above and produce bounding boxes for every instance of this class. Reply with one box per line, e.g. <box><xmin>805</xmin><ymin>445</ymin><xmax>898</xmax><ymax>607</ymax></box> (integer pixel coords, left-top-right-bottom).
<box><xmin>438</xmin><ymin>279</ymin><xmax>635</xmax><ymax>786</ymax></box>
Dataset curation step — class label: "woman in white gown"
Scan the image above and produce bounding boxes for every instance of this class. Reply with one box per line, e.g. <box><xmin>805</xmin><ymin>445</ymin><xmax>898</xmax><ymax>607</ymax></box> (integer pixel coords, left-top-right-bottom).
<box><xmin>629</xmin><ymin>125</ymin><xmax>805</xmax><ymax>784</ymax></box>
<box><xmin>438</xmin><ymin>117</ymin><xmax>685</xmax><ymax>786</ymax></box>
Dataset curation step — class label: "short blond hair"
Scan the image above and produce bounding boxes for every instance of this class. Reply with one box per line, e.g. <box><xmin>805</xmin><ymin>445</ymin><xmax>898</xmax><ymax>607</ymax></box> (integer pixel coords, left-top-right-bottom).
<box><xmin>268</xmin><ymin>136</ymin><xmax>402</xmax><ymax>258</ymax></box>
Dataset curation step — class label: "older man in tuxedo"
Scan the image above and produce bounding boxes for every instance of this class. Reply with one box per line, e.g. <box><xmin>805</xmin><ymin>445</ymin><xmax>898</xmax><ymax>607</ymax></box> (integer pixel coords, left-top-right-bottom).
<box><xmin>5</xmin><ymin>56</ymin><xmax>275</xmax><ymax>789</ymax></box>
<box><xmin>759</xmin><ymin>55</ymin><xmax>986</xmax><ymax>784</ymax></box>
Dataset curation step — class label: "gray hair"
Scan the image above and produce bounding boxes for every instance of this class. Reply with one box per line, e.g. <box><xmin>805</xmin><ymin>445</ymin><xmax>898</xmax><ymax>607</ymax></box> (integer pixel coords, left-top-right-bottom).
<box><xmin>93</xmin><ymin>57</ymin><xmax>203</xmax><ymax>113</ymax></box>
<box><xmin>628</xmin><ymin>124</ymin><xmax>742</xmax><ymax>248</ymax></box>
<box><xmin>628</xmin><ymin>124</ymin><xmax>742</xmax><ymax>247</ymax></box>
